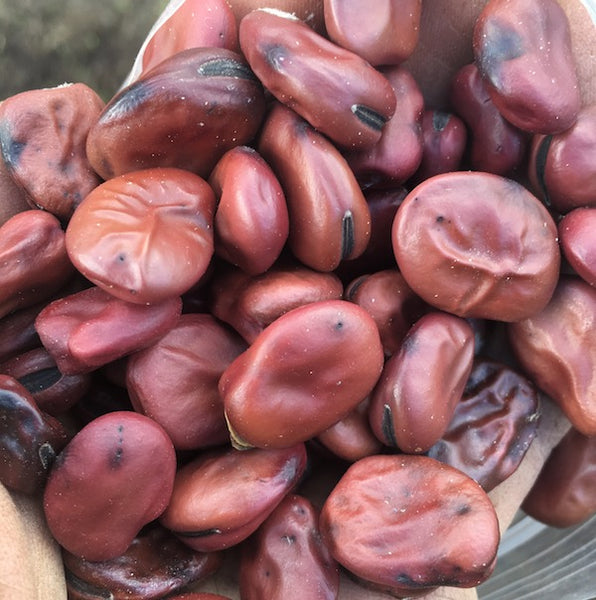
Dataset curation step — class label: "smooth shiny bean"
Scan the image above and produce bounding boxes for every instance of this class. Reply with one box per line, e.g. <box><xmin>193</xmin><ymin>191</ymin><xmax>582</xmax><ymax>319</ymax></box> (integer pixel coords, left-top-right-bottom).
<box><xmin>558</xmin><ymin>207</ymin><xmax>596</xmax><ymax>288</ymax></box>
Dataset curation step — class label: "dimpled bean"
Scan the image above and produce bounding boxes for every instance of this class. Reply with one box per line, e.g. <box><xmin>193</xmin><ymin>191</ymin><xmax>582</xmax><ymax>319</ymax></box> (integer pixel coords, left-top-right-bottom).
<box><xmin>220</xmin><ymin>300</ymin><xmax>384</xmax><ymax>449</ymax></box>
<box><xmin>369</xmin><ymin>311</ymin><xmax>475</xmax><ymax>453</ymax></box>
<box><xmin>44</xmin><ymin>411</ymin><xmax>176</xmax><ymax>561</ymax></box>
<box><xmin>427</xmin><ymin>359</ymin><xmax>541</xmax><ymax>491</ymax></box>
<box><xmin>65</xmin><ymin>168</ymin><xmax>215</xmax><ymax>305</ymax></box>
<box><xmin>473</xmin><ymin>0</ymin><xmax>580</xmax><ymax>134</ymax></box>
<box><xmin>319</xmin><ymin>454</ymin><xmax>500</xmax><ymax>596</ymax></box>
<box><xmin>0</xmin><ymin>83</ymin><xmax>104</xmax><ymax>220</ymax></box>
<box><xmin>392</xmin><ymin>171</ymin><xmax>560</xmax><ymax>322</ymax></box>
<box><xmin>209</xmin><ymin>146</ymin><xmax>289</xmax><ymax>275</ymax></box>
<box><xmin>558</xmin><ymin>208</ymin><xmax>596</xmax><ymax>288</ymax></box>
<box><xmin>160</xmin><ymin>444</ymin><xmax>307</xmax><ymax>552</ymax></box>
<box><xmin>239</xmin><ymin>494</ymin><xmax>339</xmax><ymax>600</ymax></box>
<box><xmin>126</xmin><ymin>313</ymin><xmax>247</xmax><ymax>450</ymax></box>
<box><xmin>508</xmin><ymin>276</ymin><xmax>596</xmax><ymax>436</ymax></box>
<box><xmin>258</xmin><ymin>103</ymin><xmax>371</xmax><ymax>272</ymax></box>
<box><xmin>86</xmin><ymin>47</ymin><xmax>266</xmax><ymax>180</ymax></box>
<box><xmin>239</xmin><ymin>9</ymin><xmax>396</xmax><ymax>149</ymax></box>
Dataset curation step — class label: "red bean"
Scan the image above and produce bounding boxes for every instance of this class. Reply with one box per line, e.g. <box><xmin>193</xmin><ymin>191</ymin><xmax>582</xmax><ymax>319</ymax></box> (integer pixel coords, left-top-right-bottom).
<box><xmin>559</xmin><ymin>207</ymin><xmax>596</xmax><ymax>288</ymax></box>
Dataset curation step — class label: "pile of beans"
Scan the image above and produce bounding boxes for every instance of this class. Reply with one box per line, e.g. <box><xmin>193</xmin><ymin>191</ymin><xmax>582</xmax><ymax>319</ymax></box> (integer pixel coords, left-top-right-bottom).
<box><xmin>0</xmin><ymin>0</ymin><xmax>595</xmax><ymax>598</ymax></box>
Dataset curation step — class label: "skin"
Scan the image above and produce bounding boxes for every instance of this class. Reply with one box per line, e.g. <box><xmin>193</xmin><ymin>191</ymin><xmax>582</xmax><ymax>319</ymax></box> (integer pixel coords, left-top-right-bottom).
<box><xmin>1</xmin><ymin>1</ymin><xmax>594</xmax><ymax>599</ymax></box>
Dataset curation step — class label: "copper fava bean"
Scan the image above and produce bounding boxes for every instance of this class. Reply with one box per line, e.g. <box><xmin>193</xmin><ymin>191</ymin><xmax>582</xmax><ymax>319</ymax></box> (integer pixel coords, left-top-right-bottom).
<box><xmin>319</xmin><ymin>454</ymin><xmax>500</xmax><ymax>596</ymax></box>
<box><xmin>450</xmin><ymin>63</ymin><xmax>527</xmax><ymax>176</ymax></box>
<box><xmin>559</xmin><ymin>208</ymin><xmax>596</xmax><ymax>288</ymax></box>
<box><xmin>0</xmin><ymin>347</ymin><xmax>91</xmax><ymax>415</ymax></box>
<box><xmin>159</xmin><ymin>444</ymin><xmax>307</xmax><ymax>552</ymax></box>
<box><xmin>0</xmin><ymin>374</ymin><xmax>69</xmax><ymax>495</ymax></box>
<box><xmin>65</xmin><ymin>168</ymin><xmax>215</xmax><ymax>305</ymax></box>
<box><xmin>126</xmin><ymin>313</ymin><xmax>247</xmax><ymax>451</ymax></box>
<box><xmin>44</xmin><ymin>411</ymin><xmax>176</xmax><ymax>561</ymax></box>
<box><xmin>35</xmin><ymin>286</ymin><xmax>182</xmax><ymax>375</ymax></box>
<box><xmin>0</xmin><ymin>83</ymin><xmax>104</xmax><ymax>220</ymax></box>
<box><xmin>508</xmin><ymin>276</ymin><xmax>596</xmax><ymax>436</ymax></box>
<box><xmin>522</xmin><ymin>428</ymin><xmax>596</xmax><ymax>528</ymax></box>
<box><xmin>239</xmin><ymin>494</ymin><xmax>339</xmax><ymax>600</ymax></box>
<box><xmin>411</xmin><ymin>109</ymin><xmax>467</xmax><ymax>184</ymax></box>
<box><xmin>528</xmin><ymin>104</ymin><xmax>596</xmax><ymax>214</ymax></box>
<box><xmin>0</xmin><ymin>210</ymin><xmax>74</xmax><ymax>320</ymax></box>
<box><xmin>258</xmin><ymin>103</ymin><xmax>371</xmax><ymax>272</ymax></box>
<box><xmin>86</xmin><ymin>47</ymin><xmax>265</xmax><ymax>180</ymax></box>
<box><xmin>369</xmin><ymin>312</ymin><xmax>475</xmax><ymax>453</ymax></box>
<box><xmin>239</xmin><ymin>9</ymin><xmax>396</xmax><ymax>149</ymax></box>
<box><xmin>139</xmin><ymin>0</ymin><xmax>239</xmax><ymax>77</ymax></box>
<box><xmin>473</xmin><ymin>0</ymin><xmax>580</xmax><ymax>134</ymax></box>
<box><xmin>63</xmin><ymin>524</ymin><xmax>222</xmax><ymax>600</ymax></box>
<box><xmin>323</xmin><ymin>0</ymin><xmax>421</xmax><ymax>66</ymax></box>
<box><xmin>209</xmin><ymin>146</ymin><xmax>289</xmax><ymax>275</ymax></box>
<box><xmin>345</xmin><ymin>66</ymin><xmax>424</xmax><ymax>187</ymax></box>
<box><xmin>220</xmin><ymin>300</ymin><xmax>384</xmax><ymax>449</ymax></box>
<box><xmin>209</xmin><ymin>264</ymin><xmax>344</xmax><ymax>344</ymax></box>
<box><xmin>392</xmin><ymin>171</ymin><xmax>560</xmax><ymax>322</ymax></box>
<box><xmin>345</xmin><ymin>269</ymin><xmax>428</xmax><ymax>356</ymax></box>
<box><xmin>427</xmin><ymin>358</ymin><xmax>541</xmax><ymax>491</ymax></box>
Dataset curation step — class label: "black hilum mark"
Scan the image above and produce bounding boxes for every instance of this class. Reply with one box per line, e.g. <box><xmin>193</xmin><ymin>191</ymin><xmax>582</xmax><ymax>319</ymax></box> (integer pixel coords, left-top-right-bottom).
<box><xmin>351</xmin><ymin>104</ymin><xmax>387</xmax><ymax>131</ymax></box>
<box><xmin>341</xmin><ymin>210</ymin><xmax>355</xmax><ymax>259</ymax></box>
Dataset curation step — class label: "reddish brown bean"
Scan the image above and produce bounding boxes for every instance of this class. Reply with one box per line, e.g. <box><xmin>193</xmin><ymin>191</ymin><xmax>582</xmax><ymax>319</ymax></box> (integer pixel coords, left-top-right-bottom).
<box><xmin>319</xmin><ymin>454</ymin><xmax>500</xmax><ymax>596</ymax></box>
<box><xmin>323</xmin><ymin>0</ymin><xmax>421</xmax><ymax>66</ymax></box>
<box><xmin>427</xmin><ymin>359</ymin><xmax>541</xmax><ymax>491</ymax></box>
<box><xmin>86</xmin><ymin>47</ymin><xmax>266</xmax><ymax>180</ymax></box>
<box><xmin>209</xmin><ymin>146</ymin><xmax>289</xmax><ymax>275</ymax></box>
<box><xmin>44</xmin><ymin>411</ymin><xmax>177</xmax><ymax>561</ymax></box>
<box><xmin>450</xmin><ymin>63</ymin><xmax>527</xmax><ymax>175</ymax></box>
<box><xmin>239</xmin><ymin>494</ymin><xmax>339</xmax><ymax>600</ymax></box>
<box><xmin>209</xmin><ymin>264</ymin><xmax>344</xmax><ymax>344</ymax></box>
<box><xmin>392</xmin><ymin>171</ymin><xmax>560</xmax><ymax>322</ymax></box>
<box><xmin>63</xmin><ymin>524</ymin><xmax>222</xmax><ymax>600</ymax></box>
<box><xmin>508</xmin><ymin>276</ymin><xmax>596</xmax><ymax>436</ymax></box>
<box><xmin>239</xmin><ymin>9</ymin><xmax>396</xmax><ymax>149</ymax></box>
<box><xmin>473</xmin><ymin>0</ymin><xmax>580</xmax><ymax>134</ymax></box>
<box><xmin>0</xmin><ymin>302</ymin><xmax>44</xmax><ymax>363</ymax></box>
<box><xmin>558</xmin><ymin>208</ymin><xmax>596</xmax><ymax>288</ymax></box>
<box><xmin>0</xmin><ymin>83</ymin><xmax>104</xmax><ymax>220</ymax></box>
<box><xmin>0</xmin><ymin>375</ymin><xmax>69</xmax><ymax>494</ymax></box>
<box><xmin>0</xmin><ymin>210</ymin><xmax>74</xmax><ymax>320</ymax></box>
<box><xmin>35</xmin><ymin>286</ymin><xmax>182</xmax><ymax>375</ymax></box>
<box><xmin>126</xmin><ymin>313</ymin><xmax>247</xmax><ymax>450</ymax></box>
<box><xmin>65</xmin><ymin>168</ymin><xmax>215</xmax><ymax>305</ymax></box>
<box><xmin>220</xmin><ymin>300</ymin><xmax>384</xmax><ymax>449</ymax></box>
<box><xmin>522</xmin><ymin>428</ymin><xmax>596</xmax><ymax>528</ymax></box>
<box><xmin>160</xmin><ymin>444</ymin><xmax>307</xmax><ymax>552</ymax></box>
<box><xmin>258</xmin><ymin>103</ymin><xmax>371</xmax><ymax>272</ymax></box>
<box><xmin>369</xmin><ymin>311</ymin><xmax>475</xmax><ymax>453</ymax></box>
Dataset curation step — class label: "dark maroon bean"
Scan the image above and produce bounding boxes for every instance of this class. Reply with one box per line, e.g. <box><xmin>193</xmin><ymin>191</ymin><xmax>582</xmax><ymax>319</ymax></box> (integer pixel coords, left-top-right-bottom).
<box><xmin>323</xmin><ymin>0</ymin><xmax>421</xmax><ymax>66</ymax></box>
<box><xmin>392</xmin><ymin>171</ymin><xmax>560</xmax><ymax>322</ymax></box>
<box><xmin>160</xmin><ymin>444</ymin><xmax>307</xmax><ymax>552</ymax></box>
<box><xmin>473</xmin><ymin>0</ymin><xmax>580</xmax><ymax>134</ymax></box>
<box><xmin>86</xmin><ymin>47</ymin><xmax>266</xmax><ymax>180</ymax></box>
<box><xmin>319</xmin><ymin>454</ymin><xmax>500</xmax><ymax>595</ymax></box>
<box><xmin>522</xmin><ymin>427</ymin><xmax>596</xmax><ymax>528</ymax></box>
<box><xmin>220</xmin><ymin>300</ymin><xmax>384</xmax><ymax>449</ymax></box>
<box><xmin>65</xmin><ymin>168</ymin><xmax>215</xmax><ymax>305</ymax></box>
<box><xmin>239</xmin><ymin>9</ymin><xmax>396</xmax><ymax>149</ymax></box>
<box><xmin>369</xmin><ymin>312</ymin><xmax>475</xmax><ymax>453</ymax></box>
<box><xmin>0</xmin><ymin>303</ymin><xmax>43</xmax><ymax>364</ymax></box>
<box><xmin>44</xmin><ymin>411</ymin><xmax>177</xmax><ymax>561</ymax></box>
<box><xmin>208</xmin><ymin>146</ymin><xmax>289</xmax><ymax>275</ymax></box>
<box><xmin>508</xmin><ymin>276</ymin><xmax>596</xmax><ymax>436</ymax></box>
<box><xmin>209</xmin><ymin>264</ymin><xmax>344</xmax><ymax>344</ymax></box>
<box><xmin>240</xmin><ymin>494</ymin><xmax>339</xmax><ymax>600</ymax></box>
<box><xmin>71</xmin><ymin>377</ymin><xmax>134</xmax><ymax>428</ymax></box>
<box><xmin>0</xmin><ymin>83</ymin><xmax>104</xmax><ymax>220</ymax></box>
<box><xmin>0</xmin><ymin>374</ymin><xmax>69</xmax><ymax>494</ymax></box>
<box><xmin>427</xmin><ymin>358</ymin><xmax>541</xmax><ymax>491</ymax></box>
<box><xmin>62</xmin><ymin>524</ymin><xmax>222</xmax><ymax>600</ymax></box>
<box><xmin>258</xmin><ymin>103</ymin><xmax>371</xmax><ymax>272</ymax></box>
<box><xmin>35</xmin><ymin>286</ymin><xmax>181</xmax><ymax>375</ymax></box>
<box><xmin>450</xmin><ymin>63</ymin><xmax>527</xmax><ymax>175</ymax></box>
<box><xmin>559</xmin><ymin>208</ymin><xmax>596</xmax><ymax>288</ymax></box>
<box><xmin>126</xmin><ymin>313</ymin><xmax>247</xmax><ymax>451</ymax></box>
